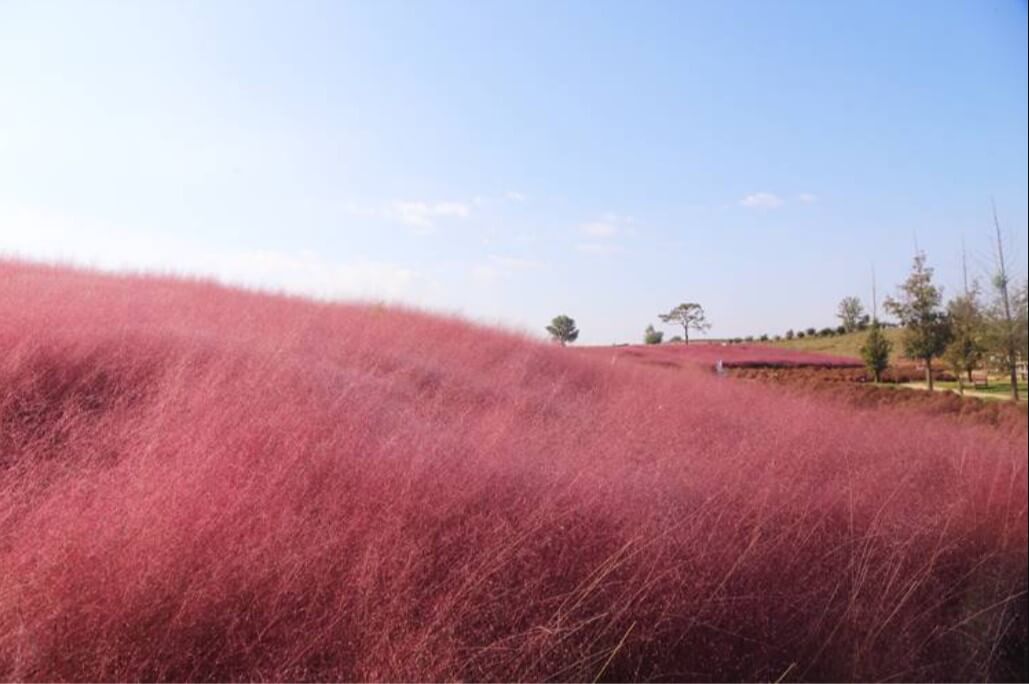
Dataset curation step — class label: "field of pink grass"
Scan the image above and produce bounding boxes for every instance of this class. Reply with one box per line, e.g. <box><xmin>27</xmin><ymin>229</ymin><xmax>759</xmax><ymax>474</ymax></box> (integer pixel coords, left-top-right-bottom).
<box><xmin>1</xmin><ymin>260</ymin><xmax>1026</xmax><ymax>682</ymax></box>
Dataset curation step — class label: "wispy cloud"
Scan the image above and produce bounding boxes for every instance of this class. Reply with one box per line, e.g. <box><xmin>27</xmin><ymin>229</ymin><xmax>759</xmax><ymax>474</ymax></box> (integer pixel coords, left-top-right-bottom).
<box><xmin>0</xmin><ymin>202</ymin><xmax>436</xmax><ymax>302</ymax></box>
<box><xmin>489</xmin><ymin>254</ymin><xmax>543</xmax><ymax>270</ymax></box>
<box><xmin>218</xmin><ymin>249</ymin><xmax>425</xmax><ymax>300</ymax></box>
<box><xmin>740</xmin><ymin>192</ymin><xmax>784</xmax><ymax>209</ymax></box>
<box><xmin>797</xmin><ymin>192</ymin><xmax>818</xmax><ymax>204</ymax></box>
<box><xmin>578</xmin><ymin>212</ymin><xmax>635</xmax><ymax>238</ymax></box>
<box><xmin>574</xmin><ymin>213</ymin><xmax>635</xmax><ymax>255</ymax></box>
<box><xmin>471</xmin><ymin>254</ymin><xmax>544</xmax><ymax>282</ymax></box>
<box><xmin>504</xmin><ymin>190</ymin><xmax>527</xmax><ymax>202</ymax></box>
<box><xmin>580</xmin><ymin>220</ymin><xmax>618</xmax><ymax>238</ymax></box>
<box><xmin>389</xmin><ymin>200</ymin><xmax>472</xmax><ymax>230</ymax></box>
<box><xmin>575</xmin><ymin>242</ymin><xmax>622</xmax><ymax>255</ymax></box>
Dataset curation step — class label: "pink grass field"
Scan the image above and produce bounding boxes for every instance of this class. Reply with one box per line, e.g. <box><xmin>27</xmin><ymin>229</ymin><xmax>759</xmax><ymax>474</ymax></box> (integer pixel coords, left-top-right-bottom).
<box><xmin>1</xmin><ymin>260</ymin><xmax>1026</xmax><ymax>682</ymax></box>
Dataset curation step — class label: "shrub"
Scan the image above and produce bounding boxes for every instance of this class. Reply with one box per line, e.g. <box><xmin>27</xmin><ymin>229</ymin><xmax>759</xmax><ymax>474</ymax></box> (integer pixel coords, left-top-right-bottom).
<box><xmin>643</xmin><ymin>324</ymin><xmax>664</xmax><ymax>345</ymax></box>
<box><xmin>861</xmin><ymin>323</ymin><xmax>892</xmax><ymax>383</ymax></box>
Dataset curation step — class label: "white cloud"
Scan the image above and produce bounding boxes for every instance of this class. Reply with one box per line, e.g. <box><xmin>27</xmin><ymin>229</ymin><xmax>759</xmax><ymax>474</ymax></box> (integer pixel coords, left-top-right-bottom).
<box><xmin>471</xmin><ymin>254</ymin><xmax>544</xmax><ymax>283</ymax></box>
<box><xmin>578</xmin><ymin>212</ymin><xmax>635</xmax><ymax>239</ymax></box>
<box><xmin>389</xmin><ymin>200</ymin><xmax>471</xmax><ymax>230</ymax></box>
<box><xmin>575</xmin><ymin>242</ymin><xmax>622</xmax><ymax>255</ymax></box>
<box><xmin>504</xmin><ymin>191</ymin><xmax>527</xmax><ymax>202</ymax></box>
<box><xmin>798</xmin><ymin>192</ymin><xmax>818</xmax><ymax>204</ymax></box>
<box><xmin>488</xmin><ymin>254</ymin><xmax>543</xmax><ymax>270</ymax></box>
<box><xmin>217</xmin><ymin>249</ymin><xmax>423</xmax><ymax>300</ymax></box>
<box><xmin>0</xmin><ymin>202</ymin><xmax>435</xmax><ymax>303</ymax></box>
<box><xmin>580</xmin><ymin>221</ymin><xmax>618</xmax><ymax>238</ymax></box>
<box><xmin>740</xmin><ymin>192</ymin><xmax>784</xmax><ymax>209</ymax></box>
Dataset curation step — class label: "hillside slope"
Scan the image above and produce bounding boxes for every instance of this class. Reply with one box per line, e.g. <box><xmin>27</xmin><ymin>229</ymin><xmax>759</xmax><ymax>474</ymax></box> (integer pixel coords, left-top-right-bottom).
<box><xmin>765</xmin><ymin>327</ymin><xmax>905</xmax><ymax>361</ymax></box>
<box><xmin>1</xmin><ymin>260</ymin><xmax>1026</xmax><ymax>682</ymax></box>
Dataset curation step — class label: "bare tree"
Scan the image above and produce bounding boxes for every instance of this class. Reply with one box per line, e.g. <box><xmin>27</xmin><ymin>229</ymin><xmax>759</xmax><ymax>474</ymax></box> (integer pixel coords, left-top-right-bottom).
<box><xmin>658</xmin><ymin>303</ymin><xmax>710</xmax><ymax>345</ymax></box>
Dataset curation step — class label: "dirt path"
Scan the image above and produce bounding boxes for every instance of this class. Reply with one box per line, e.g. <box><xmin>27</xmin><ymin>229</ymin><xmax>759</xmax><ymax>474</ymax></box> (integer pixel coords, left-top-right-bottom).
<box><xmin>899</xmin><ymin>382</ymin><xmax>1021</xmax><ymax>402</ymax></box>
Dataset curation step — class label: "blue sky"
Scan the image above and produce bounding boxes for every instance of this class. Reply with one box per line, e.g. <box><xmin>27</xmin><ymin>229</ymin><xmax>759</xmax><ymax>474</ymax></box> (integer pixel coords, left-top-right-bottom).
<box><xmin>1</xmin><ymin>0</ymin><xmax>1026</xmax><ymax>343</ymax></box>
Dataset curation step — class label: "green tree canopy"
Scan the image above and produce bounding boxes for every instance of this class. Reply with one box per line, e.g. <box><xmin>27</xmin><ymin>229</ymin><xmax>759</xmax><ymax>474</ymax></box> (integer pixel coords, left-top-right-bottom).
<box><xmin>836</xmin><ymin>296</ymin><xmax>866</xmax><ymax>333</ymax></box>
<box><xmin>643</xmin><ymin>324</ymin><xmax>664</xmax><ymax>345</ymax></box>
<box><xmin>860</xmin><ymin>322</ymin><xmax>892</xmax><ymax>383</ymax></box>
<box><xmin>943</xmin><ymin>284</ymin><xmax>986</xmax><ymax>392</ymax></box>
<box><xmin>884</xmin><ymin>252</ymin><xmax>952</xmax><ymax>390</ymax></box>
<box><xmin>658</xmin><ymin>303</ymin><xmax>710</xmax><ymax>345</ymax></box>
<box><xmin>545</xmin><ymin>315</ymin><xmax>579</xmax><ymax>346</ymax></box>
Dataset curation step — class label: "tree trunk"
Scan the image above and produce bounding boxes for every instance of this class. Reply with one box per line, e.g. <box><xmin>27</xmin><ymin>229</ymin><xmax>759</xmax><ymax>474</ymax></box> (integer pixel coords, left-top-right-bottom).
<box><xmin>926</xmin><ymin>358</ymin><xmax>934</xmax><ymax>391</ymax></box>
<box><xmin>1010</xmin><ymin>360</ymin><xmax>1019</xmax><ymax>401</ymax></box>
<box><xmin>683</xmin><ymin>323</ymin><xmax>689</xmax><ymax>345</ymax></box>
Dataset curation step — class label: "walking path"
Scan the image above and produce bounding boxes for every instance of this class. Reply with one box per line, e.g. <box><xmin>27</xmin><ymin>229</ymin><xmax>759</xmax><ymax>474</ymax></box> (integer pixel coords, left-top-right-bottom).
<box><xmin>899</xmin><ymin>382</ymin><xmax>1022</xmax><ymax>402</ymax></box>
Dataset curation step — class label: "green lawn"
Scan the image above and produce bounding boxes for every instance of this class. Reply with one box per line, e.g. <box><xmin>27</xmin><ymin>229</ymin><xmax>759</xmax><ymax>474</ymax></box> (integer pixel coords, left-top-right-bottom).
<box><xmin>765</xmin><ymin>328</ymin><xmax>905</xmax><ymax>362</ymax></box>
<box><xmin>924</xmin><ymin>379</ymin><xmax>1029</xmax><ymax>401</ymax></box>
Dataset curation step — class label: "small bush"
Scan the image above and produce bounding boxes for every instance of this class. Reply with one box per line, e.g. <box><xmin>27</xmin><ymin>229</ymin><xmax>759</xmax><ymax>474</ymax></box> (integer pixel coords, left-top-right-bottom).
<box><xmin>643</xmin><ymin>324</ymin><xmax>664</xmax><ymax>345</ymax></box>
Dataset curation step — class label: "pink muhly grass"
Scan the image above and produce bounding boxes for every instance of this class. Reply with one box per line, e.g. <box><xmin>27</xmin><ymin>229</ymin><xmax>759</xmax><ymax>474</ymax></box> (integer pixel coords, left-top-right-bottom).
<box><xmin>0</xmin><ymin>260</ymin><xmax>1026</xmax><ymax>682</ymax></box>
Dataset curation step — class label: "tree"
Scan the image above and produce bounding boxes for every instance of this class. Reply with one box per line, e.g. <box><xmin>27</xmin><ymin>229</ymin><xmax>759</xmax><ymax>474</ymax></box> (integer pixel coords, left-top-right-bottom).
<box><xmin>884</xmin><ymin>252</ymin><xmax>952</xmax><ymax>390</ymax></box>
<box><xmin>658</xmin><ymin>303</ymin><xmax>710</xmax><ymax>345</ymax></box>
<box><xmin>837</xmin><ymin>296</ymin><xmax>866</xmax><ymax>333</ymax></box>
<box><xmin>545</xmin><ymin>315</ymin><xmax>579</xmax><ymax>346</ymax></box>
<box><xmin>785</xmin><ymin>329</ymin><xmax>795</xmax><ymax>340</ymax></box>
<box><xmin>643</xmin><ymin>324</ymin><xmax>664</xmax><ymax>345</ymax></box>
<box><xmin>943</xmin><ymin>285</ymin><xmax>986</xmax><ymax>394</ymax></box>
<box><xmin>1015</xmin><ymin>280</ymin><xmax>1029</xmax><ymax>362</ymax></box>
<box><xmin>984</xmin><ymin>203</ymin><xmax>1023</xmax><ymax>400</ymax></box>
<box><xmin>860</xmin><ymin>322</ymin><xmax>892</xmax><ymax>383</ymax></box>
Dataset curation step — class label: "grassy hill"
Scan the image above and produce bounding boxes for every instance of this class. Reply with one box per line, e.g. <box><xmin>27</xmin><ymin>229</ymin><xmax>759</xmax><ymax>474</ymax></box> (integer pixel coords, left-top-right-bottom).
<box><xmin>764</xmin><ymin>327</ymin><xmax>906</xmax><ymax>362</ymax></box>
<box><xmin>1</xmin><ymin>260</ymin><xmax>1026</xmax><ymax>682</ymax></box>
